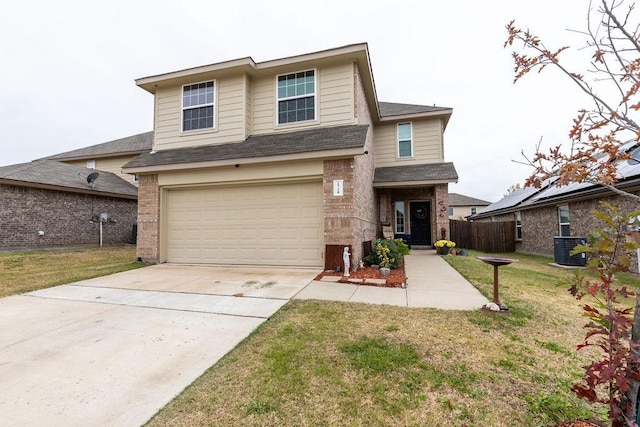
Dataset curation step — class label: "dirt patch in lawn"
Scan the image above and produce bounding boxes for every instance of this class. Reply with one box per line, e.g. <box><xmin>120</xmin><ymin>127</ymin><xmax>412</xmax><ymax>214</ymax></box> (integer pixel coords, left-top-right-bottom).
<box><xmin>314</xmin><ymin>263</ymin><xmax>406</xmax><ymax>288</ymax></box>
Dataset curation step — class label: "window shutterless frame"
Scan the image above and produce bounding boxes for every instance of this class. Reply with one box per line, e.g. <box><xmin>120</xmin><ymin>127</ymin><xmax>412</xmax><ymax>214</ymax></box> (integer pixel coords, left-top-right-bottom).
<box><xmin>515</xmin><ymin>211</ymin><xmax>522</xmax><ymax>240</ymax></box>
<box><xmin>182</xmin><ymin>80</ymin><xmax>215</xmax><ymax>132</ymax></box>
<box><xmin>558</xmin><ymin>205</ymin><xmax>570</xmax><ymax>236</ymax></box>
<box><xmin>395</xmin><ymin>201</ymin><xmax>405</xmax><ymax>233</ymax></box>
<box><xmin>397</xmin><ymin>122</ymin><xmax>413</xmax><ymax>158</ymax></box>
<box><xmin>275</xmin><ymin>69</ymin><xmax>317</xmax><ymax>125</ymax></box>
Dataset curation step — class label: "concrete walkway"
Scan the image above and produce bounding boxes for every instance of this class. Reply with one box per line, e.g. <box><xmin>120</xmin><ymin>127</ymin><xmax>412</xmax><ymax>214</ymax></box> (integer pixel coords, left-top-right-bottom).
<box><xmin>294</xmin><ymin>250</ymin><xmax>488</xmax><ymax>310</ymax></box>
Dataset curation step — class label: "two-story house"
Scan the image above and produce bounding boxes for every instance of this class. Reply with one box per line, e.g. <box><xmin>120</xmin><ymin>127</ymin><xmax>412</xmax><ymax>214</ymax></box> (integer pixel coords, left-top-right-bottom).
<box><xmin>123</xmin><ymin>43</ymin><xmax>458</xmax><ymax>268</ymax></box>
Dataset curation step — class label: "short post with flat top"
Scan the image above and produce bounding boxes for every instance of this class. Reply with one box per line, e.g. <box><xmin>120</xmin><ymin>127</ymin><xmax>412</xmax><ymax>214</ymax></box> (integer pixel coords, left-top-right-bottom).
<box><xmin>477</xmin><ymin>256</ymin><xmax>518</xmax><ymax>314</ymax></box>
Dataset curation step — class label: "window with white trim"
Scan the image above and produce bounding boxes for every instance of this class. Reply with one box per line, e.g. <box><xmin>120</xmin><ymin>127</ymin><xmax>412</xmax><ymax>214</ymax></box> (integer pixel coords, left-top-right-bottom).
<box><xmin>397</xmin><ymin>122</ymin><xmax>413</xmax><ymax>158</ymax></box>
<box><xmin>471</xmin><ymin>206</ymin><xmax>477</xmax><ymax>215</ymax></box>
<box><xmin>182</xmin><ymin>81</ymin><xmax>215</xmax><ymax>131</ymax></box>
<box><xmin>558</xmin><ymin>205</ymin><xmax>570</xmax><ymax>236</ymax></box>
<box><xmin>395</xmin><ymin>201</ymin><xmax>405</xmax><ymax>233</ymax></box>
<box><xmin>448</xmin><ymin>206</ymin><xmax>454</xmax><ymax>216</ymax></box>
<box><xmin>86</xmin><ymin>160</ymin><xmax>95</xmax><ymax>169</ymax></box>
<box><xmin>515</xmin><ymin>211</ymin><xmax>522</xmax><ymax>240</ymax></box>
<box><xmin>277</xmin><ymin>70</ymin><xmax>316</xmax><ymax>124</ymax></box>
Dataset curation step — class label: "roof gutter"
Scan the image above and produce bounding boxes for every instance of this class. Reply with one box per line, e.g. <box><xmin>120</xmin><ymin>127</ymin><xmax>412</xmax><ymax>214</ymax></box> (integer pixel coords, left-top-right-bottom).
<box><xmin>0</xmin><ymin>179</ymin><xmax>138</xmax><ymax>200</ymax></box>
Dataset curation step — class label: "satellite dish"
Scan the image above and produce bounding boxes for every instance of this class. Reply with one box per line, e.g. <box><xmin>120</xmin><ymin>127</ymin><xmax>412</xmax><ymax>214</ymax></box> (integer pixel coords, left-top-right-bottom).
<box><xmin>87</xmin><ymin>172</ymin><xmax>99</xmax><ymax>189</ymax></box>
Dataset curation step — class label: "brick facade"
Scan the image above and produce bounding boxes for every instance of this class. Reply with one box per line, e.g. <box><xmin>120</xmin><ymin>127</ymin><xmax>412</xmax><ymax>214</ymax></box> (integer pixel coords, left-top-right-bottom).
<box><xmin>0</xmin><ymin>184</ymin><xmax>137</xmax><ymax>249</ymax></box>
<box><xmin>376</xmin><ymin>184</ymin><xmax>450</xmax><ymax>246</ymax></box>
<box><xmin>136</xmin><ymin>174</ymin><xmax>160</xmax><ymax>262</ymax></box>
<box><xmin>476</xmin><ymin>192</ymin><xmax>640</xmax><ymax>271</ymax></box>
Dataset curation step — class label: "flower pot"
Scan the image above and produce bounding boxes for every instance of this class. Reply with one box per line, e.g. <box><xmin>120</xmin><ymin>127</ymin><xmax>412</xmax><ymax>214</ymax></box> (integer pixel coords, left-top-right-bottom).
<box><xmin>380</xmin><ymin>267</ymin><xmax>391</xmax><ymax>276</ymax></box>
<box><xmin>437</xmin><ymin>247</ymin><xmax>450</xmax><ymax>255</ymax></box>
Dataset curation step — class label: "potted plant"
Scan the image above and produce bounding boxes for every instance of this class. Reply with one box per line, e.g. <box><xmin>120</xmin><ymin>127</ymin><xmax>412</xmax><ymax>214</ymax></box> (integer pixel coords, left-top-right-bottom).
<box><xmin>434</xmin><ymin>239</ymin><xmax>456</xmax><ymax>255</ymax></box>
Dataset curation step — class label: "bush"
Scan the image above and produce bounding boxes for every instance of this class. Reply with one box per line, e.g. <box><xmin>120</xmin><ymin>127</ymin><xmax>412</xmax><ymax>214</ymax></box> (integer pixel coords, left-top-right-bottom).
<box><xmin>363</xmin><ymin>238</ymin><xmax>409</xmax><ymax>269</ymax></box>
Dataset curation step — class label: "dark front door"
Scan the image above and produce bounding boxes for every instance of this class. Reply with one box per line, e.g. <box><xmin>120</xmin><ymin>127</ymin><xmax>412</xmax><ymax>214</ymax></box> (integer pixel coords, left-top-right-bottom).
<box><xmin>410</xmin><ymin>201</ymin><xmax>431</xmax><ymax>245</ymax></box>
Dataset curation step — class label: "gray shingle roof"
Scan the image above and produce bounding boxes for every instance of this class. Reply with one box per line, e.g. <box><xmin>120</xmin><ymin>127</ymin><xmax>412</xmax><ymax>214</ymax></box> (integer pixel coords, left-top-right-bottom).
<box><xmin>374</xmin><ymin>163</ymin><xmax>458</xmax><ymax>184</ymax></box>
<box><xmin>45</xmin><ymin>131</ymin><xmax>153</xmax><ymax>160</ymax></box>
<box><xmin>448</xmin><ymin>193</ymin><xmax>492</xmax><ymax>206</ymax></box>
<box><xmin>378</xmin><ymin>102</ymin><xmax>451</xmax><ymax>118</ymax></box>
<box><xmin>0</xmin><ymin>160</ymin><xmax>137</xmax><ymax>198</ymax></box>
<box><xmin>124</xmin><ymin>124</ymin><xmax>369</xmax><ymax>169</ymax></box>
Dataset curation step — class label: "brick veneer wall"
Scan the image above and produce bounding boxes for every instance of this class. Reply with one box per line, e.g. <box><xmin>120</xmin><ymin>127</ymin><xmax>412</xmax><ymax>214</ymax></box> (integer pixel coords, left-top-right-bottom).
<box><xmin>434</xmin><ymin>185</ymin><xmax>450</xmax><ymax>241</ymax></box>
<box><xmin>321</xmin><ymin>63</ymin><xmax>377</xmax><ymax>268</ymax></box>
<box><xmin>136</xmin><ymin>174</ymin><xmax>160</xmax><ymax>262</ymax></box>
<box><xmin>476</xmin><ymin>192</ymin><xmax>640</xmax><ymax>271</ymax></box>
<box><xmin>0</xmin><ymin>184</ymin><xmax>137</xmax><ymax>248</ymax></box>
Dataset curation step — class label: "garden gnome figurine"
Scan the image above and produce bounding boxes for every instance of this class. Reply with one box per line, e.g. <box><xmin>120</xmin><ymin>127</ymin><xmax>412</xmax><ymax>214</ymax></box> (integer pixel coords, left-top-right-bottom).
<box><xmin>343</xmin><ymin>246</ymin><xmax>350</xmax><ymax>277</ymax></box>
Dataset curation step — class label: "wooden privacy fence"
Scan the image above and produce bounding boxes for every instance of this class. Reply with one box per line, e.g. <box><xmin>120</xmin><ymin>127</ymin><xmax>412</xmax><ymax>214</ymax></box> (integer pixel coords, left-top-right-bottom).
<box><xmin>449</xmin><ymin>220</ymin><xmax>516</xmax><ymax>253</ymax></box>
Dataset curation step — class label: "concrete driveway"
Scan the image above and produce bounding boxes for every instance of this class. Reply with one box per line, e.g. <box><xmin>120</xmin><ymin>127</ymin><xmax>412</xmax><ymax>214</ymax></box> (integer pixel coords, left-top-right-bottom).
<box><xmin>0</xmin><ymin>264</ymin><xmax>318</xmax><ymax>426</ymax></box>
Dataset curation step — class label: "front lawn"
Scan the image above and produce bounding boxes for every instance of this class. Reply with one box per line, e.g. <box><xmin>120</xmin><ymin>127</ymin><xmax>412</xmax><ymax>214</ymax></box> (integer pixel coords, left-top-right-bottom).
<box><xmin>0</xmin><ymin>245</ymin><xmax>145</xmax><ymax>297</ymax></box>
<box><xmin>146</xmin><ymin>251</ymin><xmax>637</xmax><ymax>426</ymax></box>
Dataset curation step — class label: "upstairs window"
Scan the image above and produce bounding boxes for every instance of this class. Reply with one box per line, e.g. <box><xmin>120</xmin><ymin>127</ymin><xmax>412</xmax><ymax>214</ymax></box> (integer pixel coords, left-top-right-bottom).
<box><xmin>183</xmin><ymin>81</ymin><xmax>215</xmax><ymax>131</ymax></box>
<box><xmin>86</xmin><ymin>160</ymin><xmax>95</xmax><ymax>169</ymax></box>
<box><xmin>397</xmin><ymin>123</ymin><xmax>413</xmax><ymax>158</ymax></box>
<box><xmin>395</xmin><ymin>201</ymin><xmax>405</xmax><ymax>233</ymax></box>
<box><xmin>277</xmin><ymin>70</ymin><xmax>316</xmax><ymax>124</ymax></box>
<box><xmin>471</xmin><ymin>206</ymin><xmax>477</xmax><ymax>215</ymax></box>
<box><xmin>558</xmin><ymin>205</ymin><xmax>570</xmax><ymax>236</ymax></box>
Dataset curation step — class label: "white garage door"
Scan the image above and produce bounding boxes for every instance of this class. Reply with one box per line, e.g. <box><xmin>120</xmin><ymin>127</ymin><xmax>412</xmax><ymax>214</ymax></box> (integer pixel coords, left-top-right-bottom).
<box><xmin>165</xmin><ymin>181</ymin><xmax>323</xmax><ymax>266</ymax></box>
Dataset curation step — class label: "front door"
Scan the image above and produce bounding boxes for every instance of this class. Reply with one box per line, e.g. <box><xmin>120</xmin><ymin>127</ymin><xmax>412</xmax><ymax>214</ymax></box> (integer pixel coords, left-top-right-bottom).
<box><xmin>410</xmin><ymin>201</ymin><xmax>431</xmax><ymax>245</ymax></box>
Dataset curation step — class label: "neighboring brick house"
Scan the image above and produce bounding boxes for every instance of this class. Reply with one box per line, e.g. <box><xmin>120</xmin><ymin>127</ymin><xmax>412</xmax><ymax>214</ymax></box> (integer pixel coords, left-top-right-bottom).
<box><xmin>470</xmin><ymin>154</ymin><xmax>640</xmax><ymax>270</ymax></box>
<box><xmin>0</xmin><ymin>160</ymin><xmax>138</xmax><ymax>249</ymax></box>
<box><xmin>448</xmin><ymin>193</ymin><xmax>492</xmax><ymax>220</ymax></box>
<box><xmin>123</xmin><ymin>43</ymin><xmax>458</xmax><ymax>268</ymax></box>
<box><xmin>43</xmin><ymin>131</ymin><xmax>153</xmax><ymax>185</ymax></box>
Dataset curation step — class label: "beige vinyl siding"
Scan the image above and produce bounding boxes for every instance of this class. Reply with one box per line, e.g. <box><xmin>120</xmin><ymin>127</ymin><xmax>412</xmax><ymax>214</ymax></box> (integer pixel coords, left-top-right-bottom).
<box><xmin>66</xmin><ymin>156</ymin><xmax>138</xmax><ymax>184</ymax></box>
<box><xmin>154</xmin><ymin>76</ymin><xmax>246</xmax><ymax>151</ymax></box>
<box><xmin>252</xmin><ymin>62</ymin><xmax>354</xmax><ymax>135</ymax></box>
<box><xmin>318</xmin><ymin>63</ymin><xmax>354</xmax><ymax>126</ymax></box>
<box><xmin>157</xmin><ymin>159</ymin><xmax>323</xmax><ymax>187</ymax></box>
<box><xmin>245</xmin><ymin>74</ymin><xmax>253</xmax><ymax>138</ymax></box>
<box><xmin>373</xmin><ymin>120</ymin><xmax>444</xmax><ymax>167</ymax></box>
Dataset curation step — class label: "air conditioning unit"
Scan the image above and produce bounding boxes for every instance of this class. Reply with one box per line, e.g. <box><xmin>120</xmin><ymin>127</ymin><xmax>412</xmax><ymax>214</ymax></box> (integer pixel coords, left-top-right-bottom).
<box><xmin>553</xmin><ymin>236</ymin><xmax>587</xmax><ymax>266</ymax></box>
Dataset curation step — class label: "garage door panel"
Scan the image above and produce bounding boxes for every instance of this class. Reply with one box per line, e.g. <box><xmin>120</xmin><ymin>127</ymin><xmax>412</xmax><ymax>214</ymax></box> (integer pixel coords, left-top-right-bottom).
<box><xmin>166</xmin><ymin>182</ymin><xmax>323</xmax><ymax>266</ymax></box>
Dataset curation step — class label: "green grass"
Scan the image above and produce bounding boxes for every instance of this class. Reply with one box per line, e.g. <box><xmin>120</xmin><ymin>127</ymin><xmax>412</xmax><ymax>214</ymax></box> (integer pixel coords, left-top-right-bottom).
<box><xmin>145</xmin><ymin>250</ymin><xmax>637</xmax><ymax>426</ymax></box>
<box><xmin>2</xmin><ymin>246</ymin><xmax>628</xmax><ymax>424</ymax></box>
<box><xmin>0</xmin><ymin>245</ymin><xmax>146</xmax><ymax>297</ymax></box>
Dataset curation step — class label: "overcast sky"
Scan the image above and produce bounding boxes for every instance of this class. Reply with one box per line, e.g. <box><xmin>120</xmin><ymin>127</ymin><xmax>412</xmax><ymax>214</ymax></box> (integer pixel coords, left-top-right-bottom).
<box><xmin>0</xmin><ymin>0</ymin><xmax>595</xmax><ymax>202</ymax></box>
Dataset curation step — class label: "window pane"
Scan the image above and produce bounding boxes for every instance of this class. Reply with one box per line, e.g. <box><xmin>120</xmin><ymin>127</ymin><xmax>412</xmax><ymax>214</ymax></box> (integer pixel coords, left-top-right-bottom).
<box><xmin>398</xmin><ymin>123</ymin><xmax>412</xmax><ymax>140</ymax></box>
<box><xmin>278</xmin><ymin>95</ymin><xmax>315</xmax><ymax>124</ymax></box>
<box><xmin>448</xmin><ymin>207</ymin><xmax>454</xmax><ymax>216</ymax></box>
<box><xmin>395</xmin><ymin>202</ymin><xmax>405</xmax><ymax>233</ymax></box>
<box><xmin>399</xmin><ymin>140</ymin><xmax>412</xmax><ymax>157</ymax></box>
<box><xmin>558</xmin><ymin>206</ymin><xmax>570</xmax><ymax>223</ymax></box>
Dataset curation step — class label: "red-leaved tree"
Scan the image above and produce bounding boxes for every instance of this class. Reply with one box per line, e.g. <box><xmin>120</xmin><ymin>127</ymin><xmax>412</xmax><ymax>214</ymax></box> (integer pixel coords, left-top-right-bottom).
<box><xmin>505</xmin><ymin>0</ymin><xmax>640</xmax><ymax>424</ymax></box>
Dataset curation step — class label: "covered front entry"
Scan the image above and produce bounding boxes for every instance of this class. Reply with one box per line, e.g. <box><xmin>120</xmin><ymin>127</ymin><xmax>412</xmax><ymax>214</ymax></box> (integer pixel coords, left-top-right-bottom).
<box><xmin>164</xmin><ymin>181</ymin><xmax>324</xmax><ymax>267</ymax></box>
<box><xmin>409</xmin><ymin>201</ymin><xmax>432</xmax><ymax>245</ymax></box>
